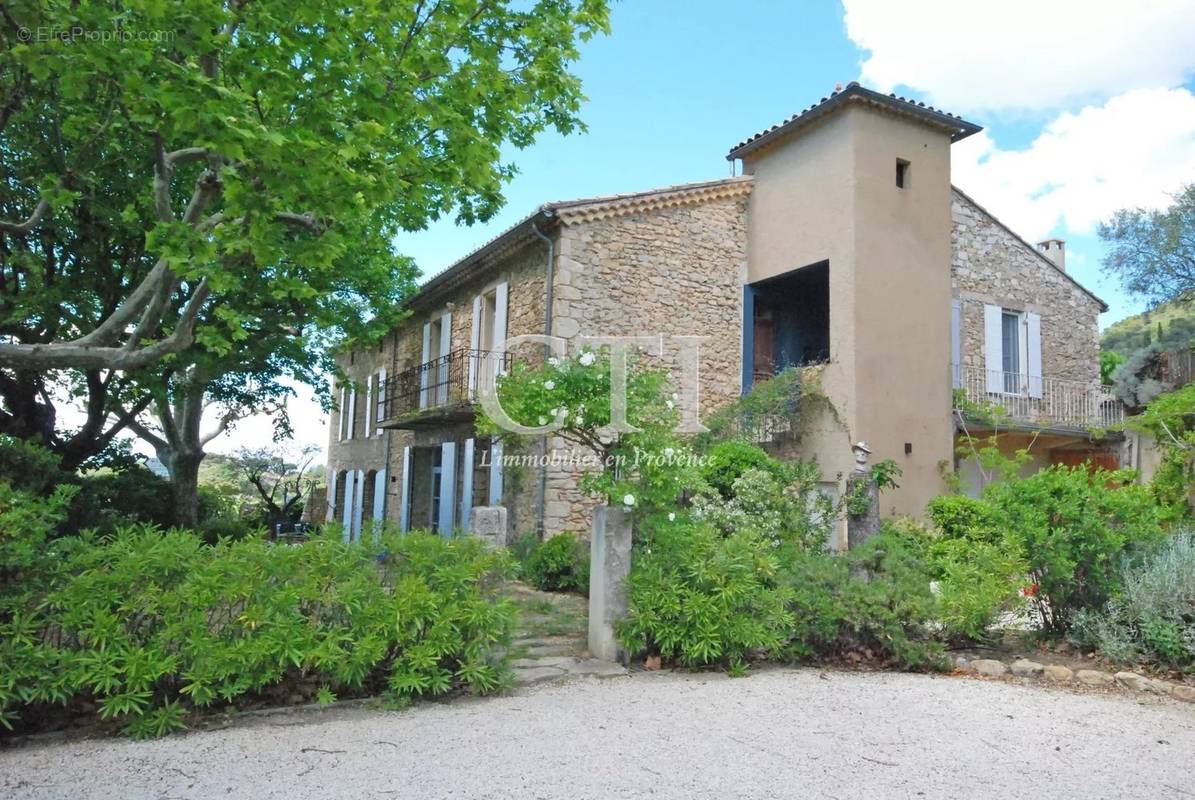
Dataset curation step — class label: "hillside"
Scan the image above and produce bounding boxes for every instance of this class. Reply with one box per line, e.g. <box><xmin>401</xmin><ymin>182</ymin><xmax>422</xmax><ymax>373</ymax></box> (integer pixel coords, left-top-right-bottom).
<box><xmin>1101</xmin><ymin>300</ymin><xmax>1195</xmax><ymax>356</ymax></box>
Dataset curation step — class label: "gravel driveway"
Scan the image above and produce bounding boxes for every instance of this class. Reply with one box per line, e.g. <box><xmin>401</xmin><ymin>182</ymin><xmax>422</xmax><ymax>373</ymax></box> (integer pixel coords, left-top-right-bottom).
<box><xmin>4</xmin><ymin>668</ymin><xmax>1194</xmax><ymax>799</ymax></box>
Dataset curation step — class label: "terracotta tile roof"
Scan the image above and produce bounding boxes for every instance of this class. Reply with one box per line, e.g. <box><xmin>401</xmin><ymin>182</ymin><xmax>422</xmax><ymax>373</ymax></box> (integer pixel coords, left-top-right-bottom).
<box><xmin>727</xmin><ymin>82</ymin><xmax>982</xmax><ymax>160</ymax></box>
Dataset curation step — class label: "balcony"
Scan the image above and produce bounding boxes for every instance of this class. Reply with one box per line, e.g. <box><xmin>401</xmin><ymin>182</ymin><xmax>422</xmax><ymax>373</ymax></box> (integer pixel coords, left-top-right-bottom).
<box><xmin>952</xmin><ymin>364</ymin><xmax>1124</xmax><ymax>431</ymax></box>
<box><xmin>380</xmin><ymin>348</ymin><xmax>511</xmax><ymax>430</ymax></box>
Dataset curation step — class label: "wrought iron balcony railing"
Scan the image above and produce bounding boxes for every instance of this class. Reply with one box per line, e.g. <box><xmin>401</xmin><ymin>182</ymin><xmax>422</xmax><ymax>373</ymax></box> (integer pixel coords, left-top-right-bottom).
<box><xmin>382</xmin><ymin>348</ymin><xmax>512</xmax><ymax>422</ymax></box>
<box><xmin>952</xmin><ymin>364</ymin><xmax>1124</xmax><ymax>430</ymax></box>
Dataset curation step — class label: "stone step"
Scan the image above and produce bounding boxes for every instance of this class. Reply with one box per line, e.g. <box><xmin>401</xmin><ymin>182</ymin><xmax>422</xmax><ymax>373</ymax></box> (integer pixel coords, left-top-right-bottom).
<box><xmin>511</xmin><ymin>656</ymin><xmax>628</xmax><ymax>687</ymax></box>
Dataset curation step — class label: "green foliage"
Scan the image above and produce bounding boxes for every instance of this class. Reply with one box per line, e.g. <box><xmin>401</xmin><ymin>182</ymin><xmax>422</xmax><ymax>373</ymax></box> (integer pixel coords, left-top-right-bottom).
<box><xmin>0</xmin><ymin>481</ymin><xmax>78</xmax><ymax>601</ymax></box>
<box><xmin>0</xmin><ymin>528</ymin><xmax>514</xmax><ymax>736</ymax></box>
<box><xmin>700</xmin><ymin>366</ymin><xmax>832</xmax><ymax>445</ymax></box>
<box><xmin>983</xmin><ymin>464</ymin><xmax>1163</xmax><ymax>633</ymax></box>
<box><xmin>1101</xmin><ymin>299</ymin><xmax>1195</xmax><ymax>357</ymax></box>
<box><xmin>617</xmin><ymin>520</ymin><xmax>794</xmax><ymax>670</ymax></box>
<box><xmin>0</xmin><ymin>435</ymin><xmax>64</xmax><ymax>494</ymax></box>
<box><xmin>783</xmin><ymin>533</ymin><xmax>948</xmax><ymax>670</ymax></box>
<box><xmin>1100</xmin><ymin>350</ymin><xmax>1126</xmax><ymax>385</ymax></box>
<box><xmin>61</xmin><ymin>466</ymin><xmax>177</xmax><ymax>536</ymax></box>
<box><xmin>1128</xmin><ymin>383</ymin><xmax>1194</xmax><ymax>523</ymax></box>
<box><xmin>926</xmin><ymin>494</ymin><xmax>1001</xmax><ymax>544</ymax></box>
<box><xmin>925</xmin><ymin>534</ymin><xmax>1027</xmax><ymax>642</ymax></box>
<box><xmin>691</xmin><ymin>463</ymin><xmax>835</xmax><ymax>552</ymax></box>
<box><xmin>479</xmin><ymin>348</ymin><xmax>696</xmax><ymax>511</ymax></box>
<box><xmin>1072</xmin><ymin>531</ymin><xmax>1195</xmax><ymax>670</ymax></box>
<box><xmin>700</xmin><ymin>440</ymin><xmax>789</xmax><ymax>499</ymax></box>
<box><xmin>1099</xmin><ymin>184</ymin><xmax>1195</xmax><ymax>307</ymax></box>
<box><xmin>2</xmin><ymin>0</ymin><xmax>611</xmax><ymax>367</ymax></box>
<box><xmin>521</xmin><ymin>533</ymin><xmax>590</xmax><ymax>594</ymax></box>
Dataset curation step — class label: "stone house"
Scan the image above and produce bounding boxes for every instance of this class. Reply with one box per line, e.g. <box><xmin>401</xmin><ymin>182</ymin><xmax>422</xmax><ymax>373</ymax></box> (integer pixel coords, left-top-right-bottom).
<box><xmin>324</xmin><ymin>83</ymin><xmax>1122</xmax><ymax>545</ymax></box>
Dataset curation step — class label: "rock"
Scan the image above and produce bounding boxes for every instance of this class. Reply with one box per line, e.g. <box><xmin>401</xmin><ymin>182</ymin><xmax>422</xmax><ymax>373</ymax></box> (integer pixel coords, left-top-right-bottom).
<box><xmin>1010</xmin><ymin>659</ymin><xmax>1045</xmax><ymax>677</ymax></box>
<box><xmin>1043</xmin><ymin>665</ymin><xmax>1074</xmax><ymax>682</ymax></box>
<box><xmin>953</xmin><ymin>655</ymin><xmax>970</xmax><ymax>671</ymax></box>
<box><xmin>1076</xmin><ymin>669</ymin><xmax>1114</xmax><ymax>687</ymax></box>
<box><xmin>1115</xmin><ymin>672</ymin><xmax>1149</xmax><ymax>691</ymax></box>
<box><xmin>511</xmin><ymin>656</ymin><xmax>575</xmax><ymax>669</ymax></box>
<box><xmin>970</xmin><ymin>659</ymin><xmax>1007</xmax><ymax>677</ymax></box>
<box><xmin>1172</xmin><ymin>685</ymin><xmax>1195</xmax><ymax>704</ymax></box>
<box><xmin>513</xmin><ymin>666</ymin><xmax>567</xmax><ymax>686</ymax></box>
<box><xmin>1115</xmin><ymin>672</ymin><xmax>1170</xmax><ymax>695</ymax></box>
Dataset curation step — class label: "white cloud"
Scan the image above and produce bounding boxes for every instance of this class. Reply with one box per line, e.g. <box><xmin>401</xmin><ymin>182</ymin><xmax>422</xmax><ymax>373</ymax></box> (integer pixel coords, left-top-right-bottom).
<box><xmin>952</xmin><ymin>87</ymin><xmax>1195</xmax><ymax>240</ymax></box>
<box><xmin>844</xmin><ymin>0</ymin><xmax>1195</xmax><ymax>113</ymax></box>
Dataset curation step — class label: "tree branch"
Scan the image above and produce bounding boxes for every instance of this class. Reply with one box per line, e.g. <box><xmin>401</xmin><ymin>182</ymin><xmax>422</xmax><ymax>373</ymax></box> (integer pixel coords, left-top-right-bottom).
<box><xmin>0</xmin><ymin>197</ymin><xmax>50</xmax><ymax>235</ymax></box>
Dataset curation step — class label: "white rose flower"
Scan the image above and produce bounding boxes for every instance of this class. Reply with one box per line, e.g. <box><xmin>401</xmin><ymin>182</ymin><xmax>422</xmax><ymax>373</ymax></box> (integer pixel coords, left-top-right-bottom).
<box><xmin>665</xmin><ymin>400</ymin><xmax>674</xmax><ymax>410</ymax></box>
<box><xmin>622</xmin><ymin>493</ymin><xmax>635</xmax><ymax>507</ymax></box>
<box><xmin>671</xmin><ymin>393</ymin><xmax>678</xmax><ymax>401</ymax></box>
<box><xmin>547</xmin><ymin>356</ymin><xmax>559</xmax><ymax>366</ymax></box>
<box><xmin>668</xmin><ymin>512</ymin><xmax>676</xmax><ymax>522</ymax></box>
<box><xmin>579</xmin><ymin>351</ymin><xmax>596</xmax><ymax>367</ymax></box>
<box><xmin>543</xmin><ymin>379</ymin><xmax>555</xmax><ymax>390</ymax></box>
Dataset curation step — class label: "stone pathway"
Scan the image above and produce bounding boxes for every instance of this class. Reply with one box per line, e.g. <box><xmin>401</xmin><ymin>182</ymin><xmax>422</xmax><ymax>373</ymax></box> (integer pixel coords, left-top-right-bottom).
<box><xmin>503</xmin><ymin>582</ymin><xmax>627</xmax><ymax>686</ymax></box>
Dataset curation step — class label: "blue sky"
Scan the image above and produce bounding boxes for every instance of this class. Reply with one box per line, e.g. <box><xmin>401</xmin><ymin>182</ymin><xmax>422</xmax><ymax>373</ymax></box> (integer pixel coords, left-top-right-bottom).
<box><xmin>234</xmin><ymin>0</ymin><xmax>1195</xmax><ymax>454</ymax></box>
<box><xmin>395</xmin><ymin>1</ymin><xmax>1195</xmax><ymax>328</ymax></box>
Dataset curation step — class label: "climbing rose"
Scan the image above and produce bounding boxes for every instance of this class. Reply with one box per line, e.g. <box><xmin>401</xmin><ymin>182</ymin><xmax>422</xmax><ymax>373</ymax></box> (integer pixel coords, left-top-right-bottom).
<box><xmin>543</xmin><ymin>379</ymin><xmax>556</xmax><ymax>390</ymax></box>
<box><xmin>668</xmin><ymin>512</ymin><xmax>676</xmax><ymax>521</ymax></box>
<box><xmin>578</xmin><ymin>351</ymin><xmax>596</xmax><ymax>366</ymax></box>
<box><xmin>623</xmin><ymin>493</ymin><xmax>635</xmax><ymax>507</ymax></box>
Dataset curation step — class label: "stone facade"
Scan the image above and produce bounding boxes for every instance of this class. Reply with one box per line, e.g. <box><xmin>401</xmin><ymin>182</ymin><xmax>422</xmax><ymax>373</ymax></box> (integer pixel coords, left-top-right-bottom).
<box><xmin>326</xmin><ymin>176</ymin><xmax>1110</xmax><ymax>541</ymax></box>
<box><xmin>540</xmin><ymin>188</ymin><xmax>750</xmax><ymax>535</ymax></box>
<box><xmin>951</xmin><ymin>189</ymin><xmax>1103</xmax><ymax>385</ymax></box>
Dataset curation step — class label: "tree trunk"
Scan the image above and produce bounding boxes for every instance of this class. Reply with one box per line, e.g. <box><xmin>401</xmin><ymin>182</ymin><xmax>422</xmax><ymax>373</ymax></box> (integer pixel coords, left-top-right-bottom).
<box><xmin>161</xmin><ymin>448</ymin><xmax>204</xmax><ymax>529</ymax></box>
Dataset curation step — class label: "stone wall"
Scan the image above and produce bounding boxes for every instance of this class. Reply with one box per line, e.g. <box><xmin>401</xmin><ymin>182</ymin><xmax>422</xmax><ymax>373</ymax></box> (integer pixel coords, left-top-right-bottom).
<box><xmin>542</xmin><ymin>192</ymin><xmax>750</xmax><ymax>535</ymax></box>
<box><xmin>951</xmin><ymin>190</ymin><xmax>1103</xmax><ymax>385</ymax></box>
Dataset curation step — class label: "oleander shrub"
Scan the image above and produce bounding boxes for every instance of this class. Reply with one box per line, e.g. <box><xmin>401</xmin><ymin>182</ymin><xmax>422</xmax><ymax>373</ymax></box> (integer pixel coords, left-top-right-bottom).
<box><xmin>617</xmin><ymin>521</ymin><xmax>960</xmax><ymax>673</ymax></box>
<box><xmin>1072</xmin><ymin>531</ymin><xmax>1195</xmax><ymax>670</ymax></box>
<box><xmin>522</xmin><ymin>532</ymin><xmax>590</xmax><ymax>594</ymax></box>
<box><xmin>983</xmin><ymin>464</ymin><xmax>1163</xmax><ymax>633</ymax></box>
<box><xmin>616</xmin><ymin>519</ymin><xmax>793</xmax><ymax>671</ymax></box>
<box><xmin>0</xmin><ymin>527</ymin><xmax>515</xmax><ymax>737</ymax></box>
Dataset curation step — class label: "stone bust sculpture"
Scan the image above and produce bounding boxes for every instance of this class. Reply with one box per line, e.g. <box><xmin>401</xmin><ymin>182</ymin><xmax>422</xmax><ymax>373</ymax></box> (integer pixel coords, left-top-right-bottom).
<box><xmin>851</xmin><ymin>441</ymin><xmax>872</xmax><ymax>473</ymax></box>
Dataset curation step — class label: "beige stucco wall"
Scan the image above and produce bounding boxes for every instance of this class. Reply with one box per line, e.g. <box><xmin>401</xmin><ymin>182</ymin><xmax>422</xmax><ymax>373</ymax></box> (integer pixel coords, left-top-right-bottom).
<box><xmin>742</xmin><ymin>103</ymin><xmax>956</xmax><ymax>519</ymax></box>
<box><xmin>951</xmin><ymin>191</ymin><xmax>1103</xmax><ymax>385</ymax></box>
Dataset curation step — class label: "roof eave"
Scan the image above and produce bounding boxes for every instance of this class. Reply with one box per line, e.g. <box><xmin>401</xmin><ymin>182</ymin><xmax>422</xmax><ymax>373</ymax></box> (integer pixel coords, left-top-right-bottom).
<box><xmin>407</xmin><ymin>208</ymin><xmax>557</xmax><ymax>312</ymax></box>
<box><xmin>726</xmin><ymin>84</ymin><xmax>982</xmax><ymax>161</ymax></box>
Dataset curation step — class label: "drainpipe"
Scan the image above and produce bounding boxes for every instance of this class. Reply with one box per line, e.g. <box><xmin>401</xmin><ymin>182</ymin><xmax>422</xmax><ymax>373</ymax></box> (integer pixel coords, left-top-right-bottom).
<box><xmin>530</xmin><ymin>219</ymin><xmax>554</xmax><ymax>536</ymax></box>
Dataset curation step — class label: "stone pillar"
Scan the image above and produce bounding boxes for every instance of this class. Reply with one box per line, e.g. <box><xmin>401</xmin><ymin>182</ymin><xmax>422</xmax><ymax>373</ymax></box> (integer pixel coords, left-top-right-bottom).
<box><xmin>588</xmin><ymin>505</ymin><xmax>632</xmax><ymax>663</ymax></box>
<box><xmin>469</xmin><ymin>506</ymin><xmax>508</xmax><ymax>549</ymax></box>
<box><xmin>846</xmin><ymin>474</ymin><xmax>881</xmax><ymax>550</ymax></box>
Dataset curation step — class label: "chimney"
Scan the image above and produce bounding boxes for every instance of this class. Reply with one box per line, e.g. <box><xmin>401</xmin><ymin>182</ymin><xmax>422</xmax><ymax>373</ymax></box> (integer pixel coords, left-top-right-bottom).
<box><xmin>1036</xmin><ymin>238</ymin><xmax>1065</xmax><ymax>271</ymax></box>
